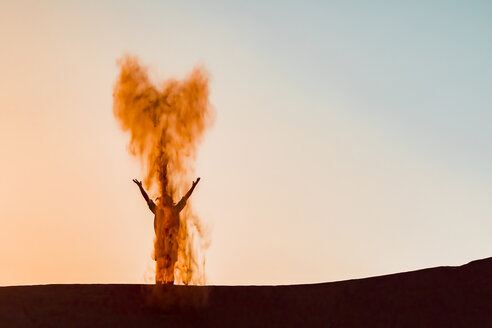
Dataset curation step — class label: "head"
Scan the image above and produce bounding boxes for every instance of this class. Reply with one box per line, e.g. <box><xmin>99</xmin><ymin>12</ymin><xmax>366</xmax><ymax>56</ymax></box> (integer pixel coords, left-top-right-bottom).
<box><xmin>156</xmin><ymin>194</ymin><xmax>173</xmax><ymax>206</ymax></box>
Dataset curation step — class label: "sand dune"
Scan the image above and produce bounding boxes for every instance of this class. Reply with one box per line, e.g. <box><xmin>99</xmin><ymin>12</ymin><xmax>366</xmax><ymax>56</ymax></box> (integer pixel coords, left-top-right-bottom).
<box><xmin>1</xmin><ymin>257</ymin><xmax>491</xmax><ymax>327</ymax></box>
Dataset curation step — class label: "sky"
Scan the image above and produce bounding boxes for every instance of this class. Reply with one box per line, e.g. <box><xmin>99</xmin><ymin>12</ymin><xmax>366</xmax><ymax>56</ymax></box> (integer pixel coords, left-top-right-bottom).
<box><xmin>0</xmin><ymin>0</ymin><xmax>491</xmax><ymax>286</ymax></box>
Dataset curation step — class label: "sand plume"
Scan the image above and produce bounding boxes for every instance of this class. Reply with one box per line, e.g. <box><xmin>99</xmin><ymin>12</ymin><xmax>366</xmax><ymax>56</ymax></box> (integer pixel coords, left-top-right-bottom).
<box><xmin>113</xmin><ymin>55</ymin><xmax>214</xmax><ymax>285</ymax></box>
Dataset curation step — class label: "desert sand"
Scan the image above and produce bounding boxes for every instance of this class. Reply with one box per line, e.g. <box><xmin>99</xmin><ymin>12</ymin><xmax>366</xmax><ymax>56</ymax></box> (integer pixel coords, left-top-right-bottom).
<box><xmin>1</xmin><ymin>257</ymin><xmax>490</xmax><ymax>327</ymax></box>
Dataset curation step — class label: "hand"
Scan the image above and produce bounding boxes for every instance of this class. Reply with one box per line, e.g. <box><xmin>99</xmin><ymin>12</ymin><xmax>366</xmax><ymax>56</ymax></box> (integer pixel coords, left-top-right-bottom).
<box><xmin>132</xmin><ymin>179</ymin><xmax>142</xmax><ymax>187</ymax></box>
<box><xmin>192</xmin><ymin>177</ymin><xmax>201</xmax><ymax>187</ymax></box>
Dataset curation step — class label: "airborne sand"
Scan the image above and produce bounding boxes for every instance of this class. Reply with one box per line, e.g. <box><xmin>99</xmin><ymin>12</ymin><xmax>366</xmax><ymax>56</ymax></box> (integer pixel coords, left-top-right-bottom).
<box><xmin>1</xmin><ymin>257</ymin><xmax>491</xmax><ymax>327</ymax></box>
<box><xmin>113</xmin><ymin>55</ymin><xmax>214</xmax><ymax>285</ymax></box>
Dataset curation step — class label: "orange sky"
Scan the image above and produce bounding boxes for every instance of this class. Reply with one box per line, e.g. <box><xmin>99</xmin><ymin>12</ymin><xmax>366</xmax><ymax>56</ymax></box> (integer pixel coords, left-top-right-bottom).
<box><xmin>1</xmin><ymin>1</ymin><xmax>491</xmax><ymax>286</ymax></box>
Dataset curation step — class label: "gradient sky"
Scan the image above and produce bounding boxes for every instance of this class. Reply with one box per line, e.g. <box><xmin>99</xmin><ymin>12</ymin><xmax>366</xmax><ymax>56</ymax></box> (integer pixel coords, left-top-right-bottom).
<box><xmin>1</xmin><ymin>0</ymin><xmax>491</xmax><ymax>286</ymax></box>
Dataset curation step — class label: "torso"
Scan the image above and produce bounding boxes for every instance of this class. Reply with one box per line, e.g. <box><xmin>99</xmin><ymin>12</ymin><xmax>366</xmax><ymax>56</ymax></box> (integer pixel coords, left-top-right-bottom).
<box><xmin>153</xmin><ymin>205</ymin><xmax>180</xmax><ymax>260</ymax></box>
<box><xmin>154</xmin><ymin>206</ymin><xmax>179</xmax><ymax>232</ymax></box>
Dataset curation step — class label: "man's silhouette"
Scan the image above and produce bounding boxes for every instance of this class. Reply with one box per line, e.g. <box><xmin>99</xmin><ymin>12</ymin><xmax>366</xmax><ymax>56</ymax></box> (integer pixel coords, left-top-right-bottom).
<box><xmin>133</xmin><ymin>177</ymin><xmax>200</xmax><ymax>284</ymax></box>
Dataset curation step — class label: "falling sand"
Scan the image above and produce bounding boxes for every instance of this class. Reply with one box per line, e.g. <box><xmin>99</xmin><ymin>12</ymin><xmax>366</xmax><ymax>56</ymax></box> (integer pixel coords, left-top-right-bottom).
<box><xmin>113</xmin><ymin>55</ymin><xmax>214</xmax><ymax>285</ymax></box>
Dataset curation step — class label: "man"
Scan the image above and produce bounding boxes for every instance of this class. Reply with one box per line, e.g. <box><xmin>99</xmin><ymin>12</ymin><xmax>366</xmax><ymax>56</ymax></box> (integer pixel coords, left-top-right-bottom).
<box><xmin>133</xmin><ymin>177</ymin><xmax>200</xmax><ymax>284</ymax></box>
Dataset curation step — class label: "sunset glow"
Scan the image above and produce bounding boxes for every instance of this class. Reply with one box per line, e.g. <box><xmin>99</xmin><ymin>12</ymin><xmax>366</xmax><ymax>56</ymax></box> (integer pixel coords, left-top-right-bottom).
<box><xmin>1</xmin><ymin>0</ymin><xmax>491</xmax><ymax>286</ymax></box>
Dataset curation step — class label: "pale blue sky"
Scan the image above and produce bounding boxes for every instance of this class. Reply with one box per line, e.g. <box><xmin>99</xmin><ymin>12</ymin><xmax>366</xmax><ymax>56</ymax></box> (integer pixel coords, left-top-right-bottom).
<box><xmin>0</xmin><ymin>0</ymin><xmax>490</xmax><ymax>285</ymax></box>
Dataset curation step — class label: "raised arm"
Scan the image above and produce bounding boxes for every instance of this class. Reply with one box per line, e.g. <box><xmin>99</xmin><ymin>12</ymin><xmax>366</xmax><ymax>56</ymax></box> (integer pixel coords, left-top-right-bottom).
<box><xmin>133</xmin><ymin>179</ymin><xmax>156</xmax><ymax>214</ymax></box>
<box><xmin>176</xmin><ymin>177</ymin><xmax>200</xmax><ymax>212</ymax></box>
